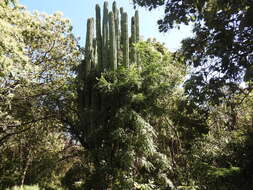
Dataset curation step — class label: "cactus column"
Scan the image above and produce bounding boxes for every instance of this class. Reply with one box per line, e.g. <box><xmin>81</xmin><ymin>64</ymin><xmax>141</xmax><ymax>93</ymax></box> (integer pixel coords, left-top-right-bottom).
<box><xmin>130</xmin><ymin>16</ymin><xmax>137</xmax><ymax>64</ymax></box>
<box><xmin>120</xmin><ymin>7</ymin><xmax>124</xmax><ymax>48</ymax></box>
<box><xmin>85</xmin><ymin>1</ymin><xmax>140</xmax><ymax>72</ymax></box>
<box><xmin>102</xmin><ymin>1</ymin><xmax>109</xmax><ymax>70</ymax></box>
<box><xmin>109</xmin><ymin>12</ymin><xmax>117</xmax><ymax>70</ymax></box>
<box><xmin>122</xmin><ymin>12</ymin><xmax>129</xmax><ymax>67</ymax></box>
<box><xmin>96</xmin><ymin>4</ymin><xmax>102</xmax><ymax>72</ymax></box>
<box><xmin>84</xmin><ymin>18</ymin><xmax>94</xmax><ymax>78</ymax></box>
<box><xmin>135</xmin><ymin>11</ymin><xmax>140</xmax><ymax>43</ymax></box>
<box><xmin>135</xmin><ymin>10</ymin><xmax>140</xmax><ymax>65</ymax></box>
<box><xmin>113</xmin><ymin>2</ymin><xmax>120</xmax><ymax>63</ymax></box>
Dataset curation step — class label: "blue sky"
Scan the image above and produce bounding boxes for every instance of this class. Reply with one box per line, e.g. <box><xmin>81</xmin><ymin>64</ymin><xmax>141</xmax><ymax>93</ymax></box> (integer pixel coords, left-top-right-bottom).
<box><xmin>19</xmin><ymin>0</ymin><xmax>193</xmax><ymax>52</ymax></box>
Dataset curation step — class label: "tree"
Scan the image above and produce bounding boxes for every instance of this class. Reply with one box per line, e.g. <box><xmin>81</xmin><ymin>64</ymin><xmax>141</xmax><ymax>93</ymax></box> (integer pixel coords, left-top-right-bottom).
<box><xmin>0</xmin><ymin>126</ymin><xmax>75</xmax><ymax>189</ymax></box>
<box><xmin>179</xmin><ymin>91</ymin><xmax>253</xmax><ymax>189</ymax></box>
<box><xmin>0</xmin><ymin>1</ymin><xmax>81</xmax><ymax>189</ymax></box>
<box><xmin>132</xmin><ymin>1</ymin><xmax>253</xmax><ymax>189</ymax></box>
<box><xmin>0</xmin><ymin>1</ymin><xmax>80</xmax><ymax>145</ymax></box>
<box><xmin>132</xmin><ymin>0</ymin><xmax>253</xmax><ymax>105</ymax></box>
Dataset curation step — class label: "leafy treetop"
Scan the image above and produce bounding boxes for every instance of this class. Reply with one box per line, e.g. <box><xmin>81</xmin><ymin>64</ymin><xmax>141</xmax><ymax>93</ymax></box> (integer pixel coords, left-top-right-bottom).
<box><xmin>133</xmin><ymin>0</ymin><xmax>253</xmax><ymax>105</ymax></box>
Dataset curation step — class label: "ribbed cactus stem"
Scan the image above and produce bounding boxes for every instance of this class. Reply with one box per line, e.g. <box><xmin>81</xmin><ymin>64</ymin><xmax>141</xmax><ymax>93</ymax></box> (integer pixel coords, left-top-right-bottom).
<box><xmin>135</xmin><ymin>10</ymin><xmax>140</xmax><ymax>65</ymax></box>
<box><xmin>93</xmin><ymin>38</ymin><xmax>97</xmax><ymax>70</ymax></box>
<box><xmin>96</xmin><ymin>4</ymin><xmax>102</xmax><ymax>72</ymax></box>
<box><xmin>130</xmin><ymin>16</ymin><xmax>136</xmax><ymax>64</ymax></box>
<box><xmin>85</xmin><ymin>18</ymin><xmax>94</xmax><ymax>77</ymax></box>
<box><xmin>116</xmin><ymin>9</ymin><xmax>120</xmax><ymax>63</ymax></box>
<box><xmin>92</xmin><ymin>40</ymin><xmax>99</xmax><ymax>110</ymax></box>
<box><xmin>112</xmin><ymin>1</ymin><xmax>117</xmax><ymax>19</ymax></box>
<box><xmin>113</xmin><ymin>1</ymin><xmax>120</xmax><ymax>63</ymax></box>
<box><xmin>102</xmin><ymin>1</ymin><xmax>109</xmax><ymax>70</ymax></box>
<box><xmin>109</xmin><ymin>11</ymin><xmax>117</xmax><ymax>70</ymax></box>
<box><xmin>135</xmin><ymin>11</ymin><xmax>139</xmax><ymax>42</ymax></box>
<box><xmin>84</xmin><ymin>18</ymin><xmax>94</xmax><ymax>110</ymax></box>
<box><xmin>120</xmin><ymin>7</ymin><xmax>124</xmax><ymax>48</ymax></box>
<box><xmin>122</xmin><ymin>12</ymin><xmax>129</xmax><ymax>67</ymax></box>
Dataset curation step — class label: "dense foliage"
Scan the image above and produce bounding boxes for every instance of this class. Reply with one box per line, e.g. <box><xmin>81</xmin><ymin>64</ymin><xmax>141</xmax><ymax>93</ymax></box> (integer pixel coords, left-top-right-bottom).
<box><xmin>133</xmin><ymin>0</ymin><xmax>253</xmax><ymax>105</ymax></box>
<box><xmin>132</xmin><ymin>0</ymin><xmax>253</xmax><ymax>189</ymax></box>
<box><xmin>75</xmin><ymin>40</ymin><xmax>186</xmax><ymax>189</ymax></box>
<box><xmin>1</xmin><ymin>1</ymin><xmax>253</xmax><ymax>190</ymax></box>
<box><xmin>0</xmin><ymin>1</ymin><xmax>81</xmax><ymax>189</ymax></box>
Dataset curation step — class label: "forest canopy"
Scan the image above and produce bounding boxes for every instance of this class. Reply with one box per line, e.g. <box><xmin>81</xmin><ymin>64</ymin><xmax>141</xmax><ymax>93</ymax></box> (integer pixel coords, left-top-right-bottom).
<box><xmin>133</xmin><ymin>0</ymin><xmax>253</xmax><ymax>105</ymax></box>
<box><xmin>1</xmin><ymin>0</ymin><xmax>253</xmax><ymax>190</ymax></box>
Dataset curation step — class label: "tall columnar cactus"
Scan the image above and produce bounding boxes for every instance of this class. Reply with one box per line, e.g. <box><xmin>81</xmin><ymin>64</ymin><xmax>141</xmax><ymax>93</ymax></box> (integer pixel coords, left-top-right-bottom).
<box><xmin>120</xmin><ymin>7</ymin><xmax>124</xmax><ymax>47</ymax></box>
<box><xmin>102</xmin><ymin>1</ymin><xmax>109</xmax><ymax>69</ymax></box>
<box><xmin>80</xmin><ymin>1</ymin><xmax>140</xmax><ymax>125</ymax></box>
<box><xmin>122</xmin><ymin>12</ymin><xmax>129</xmax><ymax>67</ymax></box>
<box><xmin>130</xmin><ymin>16</ymin><xmax>137</xmax><ymax>64</ymax></box>
<box><xmin>82</xmin><ymin>1</ymin><xmax>141</xmax><ymax>88</ymax></box>
<box><xmin>84</xmin><ymin>1</ymin><xmax>140</xmax><ymax>73</ymax></box>
<box><xmin>78</xmin><ymin>2</ymin><xmax>141</xmax><ymax>186</ymax></box>
<box><xmin>113</xmin><ymin>2</ymin><xmax>120</xmax><ymax>63</ymax></box>
<box><xmin>84</xmin><ymin>18</ymin><xmax>94</xmax><ymax>78</ymax></box>
<box><xmin>109</xmin><ymin>11</ymin><xmax>117</xmax><ymax>70</ymax></box>
<box><xmin>135</xmin><ymin>10</ymin><xmax>140</xmax><ymax>65</ymax></box>
<box><xmin>96</xmin><ymin>4</ymin><xmax>102</xmax><ymax>71</ymax></box>
<box><xmin>135</xmin><ymin>11</ymin><xmax>140</xmax><ymax>43</ymax></box>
